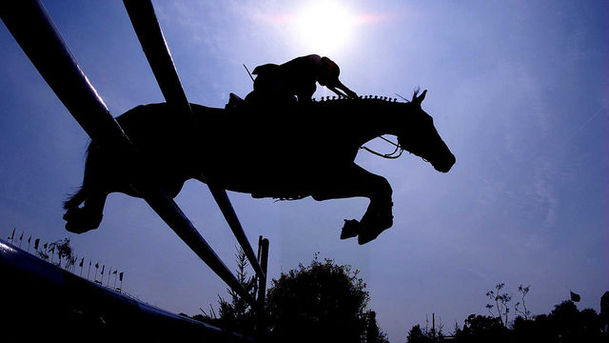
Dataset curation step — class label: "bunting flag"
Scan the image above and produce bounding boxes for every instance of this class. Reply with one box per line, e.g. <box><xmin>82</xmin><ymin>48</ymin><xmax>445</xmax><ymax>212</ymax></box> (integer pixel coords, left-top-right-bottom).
<box><xmin>79</xmin><ymin>258</ymin><xmax>84</xmax><ymax>267</ymax></box>
<box><xmin>570</xmin><ymin>291</ymin><xmax>581</xmax><ymax>302</ymax></box>
<box><xmin>34</xmin><ymin>239</ymin><xmax>40</xmax><ymax>250</ymax></box>
<box><xmin>119</xmin><ymin>272</ymin><xmax>124</xmax><ymax>281</ymax></box>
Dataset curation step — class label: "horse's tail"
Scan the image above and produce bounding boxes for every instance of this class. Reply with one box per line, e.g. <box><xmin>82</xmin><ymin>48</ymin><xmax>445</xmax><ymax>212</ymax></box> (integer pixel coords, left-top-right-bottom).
<box><xmin>64</xmin><ymin>187</ymin><xmax>87</xmax><ymax>210</ymax></box>
<box><xmin>63</xmin><ymin>142</ymin><xmax>94</xmax><ymax>210</ymax></box>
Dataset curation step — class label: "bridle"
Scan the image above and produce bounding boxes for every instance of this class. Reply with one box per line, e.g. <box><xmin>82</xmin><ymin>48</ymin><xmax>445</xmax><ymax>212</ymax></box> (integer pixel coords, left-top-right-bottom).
<box><xmin>360</xmin><ymin>135</ymin><xmax>404</xmax><ymax>159</ymax></box>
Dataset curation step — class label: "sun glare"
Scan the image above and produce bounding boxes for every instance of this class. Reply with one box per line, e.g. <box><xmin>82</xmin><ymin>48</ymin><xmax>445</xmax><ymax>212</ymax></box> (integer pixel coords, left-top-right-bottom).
<box><xmin>293</xmin><ymin>1</ymin><xmax>357</xmax><ymax>56</ymax></box>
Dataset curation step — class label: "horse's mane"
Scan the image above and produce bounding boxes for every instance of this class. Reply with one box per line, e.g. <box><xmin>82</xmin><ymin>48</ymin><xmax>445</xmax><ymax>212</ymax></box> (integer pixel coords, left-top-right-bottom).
<box><xmin>312</xmin><ymin>95</ymin><xmax>403</xmax><ymax>105</ymax></box>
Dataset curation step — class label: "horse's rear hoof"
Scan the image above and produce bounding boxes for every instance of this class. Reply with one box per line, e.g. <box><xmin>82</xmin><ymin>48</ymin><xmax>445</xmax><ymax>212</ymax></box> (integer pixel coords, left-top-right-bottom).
<box><xmin>340</xmin><ymin>219</ymin><xmax>360</xmax><ymax>239</ymax></box>
<box><xmin>63</xmin><ymin>208</ymin><xmax>102</xmax><ymax>234</ymax></box>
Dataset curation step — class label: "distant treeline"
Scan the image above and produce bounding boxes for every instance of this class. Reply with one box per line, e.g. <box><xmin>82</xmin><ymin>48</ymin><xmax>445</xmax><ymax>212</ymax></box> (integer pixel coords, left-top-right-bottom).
<box><xmin>407</xmin><ymin>284</ymin><xmax>609</xmax><ymax>343</ymax></box>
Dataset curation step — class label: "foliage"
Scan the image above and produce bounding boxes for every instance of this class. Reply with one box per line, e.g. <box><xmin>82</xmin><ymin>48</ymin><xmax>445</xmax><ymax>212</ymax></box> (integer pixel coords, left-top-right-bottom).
<box><xmin>49</xmin><ymin>238</ymin><xmax>76</xmax><ymax>269</ymax></box>
<box><xmin>456</xmin><ymin>314</ymin><xmax>508</xmax><ymax>343</ymax></box>
<box><xmin>406</xmin><ymin>323</ymin><xmax>444</xmax><ymax>343</ymax></box>
<box><xmin>196</xmin><ymin>247</ymin><xmax>257</xmax><ymax>336</ymax></box>
<box><xmin>265</xmin><ymin>255</ymin><xmax>371</xmax><ymax>342</ymax></box>
<box><xmin>35</xmin><ymin>238</ymin><xmax>76</xmax><ymax>268</ymax></box>
<box><xmin>362</xmin><ymin>310</ymin><xmax>390</xmax><ymax>343</ymax></box>
<box><xmin>406</xmin><ymin>284</ymin><xmax>609</xmax><ymax>343</ymax></box>
<box><xmin>193</xmin><ymin>252</ymin><xmax>389</xmax><ymax>342</ymax></box>
<box><xmin>514</xmin><ymin>284</ymin><xmax>531</xmax><ymax>320</ymax></box>
<box><xmin>485</xmin><ymin>283</ymin><xmax>512</xmax><ymax>326</ymax></box>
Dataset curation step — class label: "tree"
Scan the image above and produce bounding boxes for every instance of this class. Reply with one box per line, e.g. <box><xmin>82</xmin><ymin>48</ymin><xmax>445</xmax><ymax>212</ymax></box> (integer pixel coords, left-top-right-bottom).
<box><xmin>362</xmin><ymin>310</ymin><xmax>390</xmax><ymax>343</ymax></box>
<box><xmin>196</xmin><ymin>247</ymin><xmax>257</xmax><ymax>336</ymax></box>
<box><xmin>265</xmin><ymin>255</ymin><xmax>374</xmax><ymax>343</ymax></box>
<box><xmin>49</xmin><ymin>238</ymin><xmax>76</xmax><ymax>269</ymax></box>
<box><xmin>485</xmin><ymin>283</ymin><xmax>512</xmax><ymax>327</ymax></box>
<box><xmin>514</xmin><ymin>284</ymin><xmax>531</xmax><ymax>320</ymax></box>
<box><xmin>192</xmin><ymin>253</ymin><xmax>388</xmax><ymax>342</ymax></box>
<box><xmin>456</xmin><ymin>314</ymin><xmax>509</xmax><ymax>343</ymax></box>
<box><xmin>407</xmin><ymin>324</ymin><xmax>431</xmax><ymax>343</ymax></box>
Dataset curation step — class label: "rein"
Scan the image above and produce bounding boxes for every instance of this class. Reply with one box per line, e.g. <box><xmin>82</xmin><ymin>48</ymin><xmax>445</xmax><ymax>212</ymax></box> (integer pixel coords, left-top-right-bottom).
<box><xmin>360</xmin><ymin>136</ymin><xmax>404</xmax><ymax>159</ymax></box>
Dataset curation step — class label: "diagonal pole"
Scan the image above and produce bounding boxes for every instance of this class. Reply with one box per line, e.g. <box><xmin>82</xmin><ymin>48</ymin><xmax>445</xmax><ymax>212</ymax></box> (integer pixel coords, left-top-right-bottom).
<box><xmin>0</xmin><ymin>0</ymin><xmax>253</xmax><ymax>305</ymax></box>
<box><xmin>123</xmin><ymin>0</ymin><xmax>265</xmax><ymax>282</ymax></box>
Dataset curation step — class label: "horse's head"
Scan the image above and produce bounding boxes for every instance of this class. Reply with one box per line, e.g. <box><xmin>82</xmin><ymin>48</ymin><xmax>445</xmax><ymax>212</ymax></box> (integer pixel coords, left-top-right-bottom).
<box><xmin>397</xmin><ymin>89</ymin><xmax>455</xmax><ymax>173</ymax></box>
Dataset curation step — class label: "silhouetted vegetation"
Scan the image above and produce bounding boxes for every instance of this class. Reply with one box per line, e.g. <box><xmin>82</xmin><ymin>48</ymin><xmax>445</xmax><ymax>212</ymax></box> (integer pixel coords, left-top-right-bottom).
<box><xmin>35</xmin><ymin>237</ymin><xmax>76</xmax><ymax>269</ymax></box>
<box><xmin>265</xmin><ymin>255</ymin><xmax>388</xmax><ymax>342</ymax></box>
<box><xmin>193</xmin><ymin>248</ymin><xmax>257</xmax><ymax>337</ymax></box>
<box><xmin>192</xmin><ymin>253</ymin><xmax>389</xmax><ymax>342</ymax></box>
<box><xmin>406</xmin><ymin>285</ymin><xmax>609</xmax><ymax>343</ymax></box>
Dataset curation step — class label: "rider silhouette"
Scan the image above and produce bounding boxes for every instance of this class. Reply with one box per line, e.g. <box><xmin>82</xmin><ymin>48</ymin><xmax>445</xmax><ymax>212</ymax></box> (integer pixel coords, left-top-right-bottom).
<box><xmin>243</xmin><ymin>54</ymin><xmax>357</xmax><ymax>106</ymax></box>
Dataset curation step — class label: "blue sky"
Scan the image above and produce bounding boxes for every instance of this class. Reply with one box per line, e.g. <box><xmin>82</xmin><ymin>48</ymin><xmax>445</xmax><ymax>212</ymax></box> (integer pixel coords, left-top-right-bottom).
<box><xmin>0</xmin><ymin>1</ymin><xmax>607</xmax><ymax>341</ymax></box>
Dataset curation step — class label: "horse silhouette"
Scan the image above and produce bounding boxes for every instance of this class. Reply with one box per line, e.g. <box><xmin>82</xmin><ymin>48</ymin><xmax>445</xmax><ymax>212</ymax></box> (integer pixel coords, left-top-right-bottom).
<box><xmin>63</xmin><ymin>89</ymin><xmax>455</xmax><ymax>244</ymax></box>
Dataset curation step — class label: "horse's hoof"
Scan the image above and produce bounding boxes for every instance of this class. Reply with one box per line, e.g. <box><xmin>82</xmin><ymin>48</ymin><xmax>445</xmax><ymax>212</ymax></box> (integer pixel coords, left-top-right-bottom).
<box><xmin>63</xmin><ymin>208</ymin><xmax>102</xmax><ymax>234</ymax></box>
<box><xmin>340</xmin><ymin>219</ymin><xmax>360</xmax><ymax>239</ymax></box>
<box><xmin>357</xmin><ymin>226</ymin><xmax>390</xmax><ymax>245</ymax></box>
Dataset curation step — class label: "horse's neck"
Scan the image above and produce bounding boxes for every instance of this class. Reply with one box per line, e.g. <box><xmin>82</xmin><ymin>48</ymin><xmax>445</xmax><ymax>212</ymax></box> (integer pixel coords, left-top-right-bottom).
<box><xmin>341</xmin><ymin>100</ymin><xmax>404</xmax><ymax>145</ymax></box>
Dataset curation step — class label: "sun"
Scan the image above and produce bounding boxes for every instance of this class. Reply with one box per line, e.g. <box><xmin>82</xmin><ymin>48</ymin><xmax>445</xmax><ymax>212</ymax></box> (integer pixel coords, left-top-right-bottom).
<box><xmin>292</xmin><ymin>1</ymin><xmax>357</xmax><ymax>56</ymax></box>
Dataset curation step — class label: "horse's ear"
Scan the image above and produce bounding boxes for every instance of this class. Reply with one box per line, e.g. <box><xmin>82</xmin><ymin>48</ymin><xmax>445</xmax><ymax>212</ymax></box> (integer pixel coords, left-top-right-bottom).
<box><xmin>414</xmin><ymin>89</ymin><xmax>427</xmax><ymax>105</ymax></box>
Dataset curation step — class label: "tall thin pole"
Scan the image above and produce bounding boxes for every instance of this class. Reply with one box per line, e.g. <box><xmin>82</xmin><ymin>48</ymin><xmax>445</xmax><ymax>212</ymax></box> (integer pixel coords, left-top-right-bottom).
<box><xmin>107</xmin><ymin>266</ymin><xmax>112</xmax><ymax>286</ymax></box>
<box><xmin>256</xmin><ymin>237</ymin><xmax>270</xmax><ymax>340</ymax></box>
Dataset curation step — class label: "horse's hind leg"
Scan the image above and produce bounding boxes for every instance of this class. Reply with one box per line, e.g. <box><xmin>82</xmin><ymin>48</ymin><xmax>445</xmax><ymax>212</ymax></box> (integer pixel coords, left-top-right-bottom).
<box><xmin>312</xmin><ymin>164</ymin><xmax>393</xmax><ymax>245</ymax></box>
<box><xmin>63</xmin><ymin>147</ymin><xmax>109</xmax><ymax>234</ymax></box>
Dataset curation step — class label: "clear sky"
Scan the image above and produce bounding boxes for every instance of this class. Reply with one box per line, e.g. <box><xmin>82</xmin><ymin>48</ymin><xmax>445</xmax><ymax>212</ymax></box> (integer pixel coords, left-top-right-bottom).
<box><xmin>1</xmin><ymin>1</ymin><xmax>607</xmax><ymax>341</ymax></box>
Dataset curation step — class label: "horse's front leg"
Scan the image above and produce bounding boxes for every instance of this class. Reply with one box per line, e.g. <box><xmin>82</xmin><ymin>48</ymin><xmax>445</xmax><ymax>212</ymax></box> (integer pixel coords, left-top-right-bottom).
<box><xmin>312</xmin><ymin>164</ymin><xmax>393</xmax><ymax>245</ymax></box>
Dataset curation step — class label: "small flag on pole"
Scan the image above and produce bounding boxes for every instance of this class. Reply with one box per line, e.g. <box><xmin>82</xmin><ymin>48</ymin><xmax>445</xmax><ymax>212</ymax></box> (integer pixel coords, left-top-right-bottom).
<box><xmin>28</xmin><ymin>236</ymin><xmax>31</xmax><ymax>244</ymax></box>
<box><xmin>113</xmin><ymin>270</ymin><xmax>117</xmax><ymax>275</ymax></box>
<box><xmin>119</xmin><ymin>272</ymin><xmax>123</xmax><ymax>281</ymax></box>
<box><xmin>570</xmin><ymin>291</ymin><xmax>581</xmax><ymax>302</ymax></box>
<box><xmin>34</xmin><ymin>238</ymin><xmax>40</xmax><ymax>250</ymax></box>
<box><xmin>95</xmin><ymin>263</ymin><xmax>99</xmax><ymax>269</ymax></box>
<box><xmin>43</xmin><ymin>243</ymin><xmax>48</xmax><ymax>250</ymax></box>
<box><xmin>101</xmin><ymin>265</ymin><xmax>105</xmax><ymax>275</ymax></box>
<box><xmin>10</xmin><ymin>228</ymin><xmax>15</xmax><ymax>240</ymax></box>
<box><xmin>19</xmin><ymin>232</ymin><xmax>23</xmax><ymax>241</ymax></box>
<box><xmin>79</xmin><ymin>258</ymin><xmax>84</xmax><ymax>267</ymax></box>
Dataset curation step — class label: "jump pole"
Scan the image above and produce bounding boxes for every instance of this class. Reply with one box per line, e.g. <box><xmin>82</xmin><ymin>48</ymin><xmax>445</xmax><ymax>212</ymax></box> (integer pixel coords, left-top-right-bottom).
<box><xmin>122</xmin><ymin>0</ymin><xmax>267</xmax><ymax>285</ymax></box>
<box><xmin>0</xmin><ymin>0</ymin><xmax>254</xmax><ymax>305</ymax></box>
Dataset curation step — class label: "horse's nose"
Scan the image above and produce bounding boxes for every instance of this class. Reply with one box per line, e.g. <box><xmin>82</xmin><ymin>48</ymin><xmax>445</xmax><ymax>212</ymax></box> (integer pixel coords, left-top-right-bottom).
<box><xmin>437</xmin><ymin>153</ymin><xmax>456</xmax><ymax>173</ymax></box>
